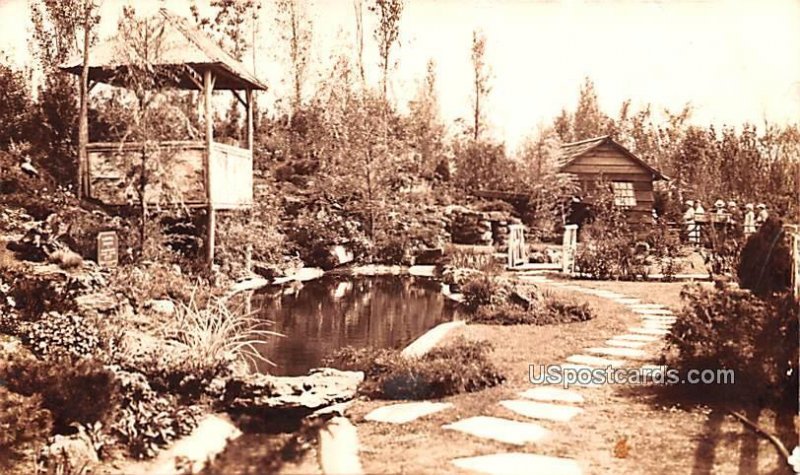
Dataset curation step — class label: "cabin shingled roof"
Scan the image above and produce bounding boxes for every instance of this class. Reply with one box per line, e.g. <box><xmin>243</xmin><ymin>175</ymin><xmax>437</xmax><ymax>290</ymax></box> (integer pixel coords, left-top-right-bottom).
<box><xmin>60</xmin><ymin>9</ymin><xmax>266</xmax><ymax>91</ymax></box>
<box><xmin>558</xmin><ymin>135</ymin><xmax>668</xmax><ymax>180</ymax></box>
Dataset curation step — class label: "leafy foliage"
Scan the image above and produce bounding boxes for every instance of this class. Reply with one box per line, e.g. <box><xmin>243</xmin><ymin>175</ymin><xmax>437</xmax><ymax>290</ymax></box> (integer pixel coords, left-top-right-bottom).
<box><xmin>324</xmin><ymin>337</ymin><xmax>504</xmax><ymax>399</ymax></box>
<box><xmin>0</xmin><ymin>387</ymin><xmax>53</xmax><ymax>467</ymax></box>
<box><xmin>1</xmin><ymin>354</ymin><xmax>118</xmax><ymax>431</ymax></box>
<box><xmin>19</xmin><ymin>311</ymin><xmax>100</xmax><ymax>358</ymax></box>
<box><xmin>667</xmin><ymin>283</ymin><xmax>798</xmax><ymax>401</ymax></box>
<box><xmin>111</xmin><ymin>369</ymin><xmax>201</xmax><ymax>459</ymax></box>
<box><xmin>737</xmin><ymin>216</ymin><xmax>791</xmax><ymax>298</ymax></box>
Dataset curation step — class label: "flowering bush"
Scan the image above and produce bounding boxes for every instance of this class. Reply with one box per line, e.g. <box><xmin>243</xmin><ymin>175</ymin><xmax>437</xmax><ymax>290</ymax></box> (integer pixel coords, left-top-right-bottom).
<box><xmin>19</xmin><ymin>312</ymin><xmax>100</xmax><ymax>358</ymax></box>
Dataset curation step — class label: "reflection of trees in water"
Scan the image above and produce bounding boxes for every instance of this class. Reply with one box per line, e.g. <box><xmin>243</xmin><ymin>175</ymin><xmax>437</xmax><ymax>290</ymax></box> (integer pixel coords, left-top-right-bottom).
<box><xmin>253</xmin><ymin>276</ymin><xmax>457</xmax><ymax>375</ymax></box>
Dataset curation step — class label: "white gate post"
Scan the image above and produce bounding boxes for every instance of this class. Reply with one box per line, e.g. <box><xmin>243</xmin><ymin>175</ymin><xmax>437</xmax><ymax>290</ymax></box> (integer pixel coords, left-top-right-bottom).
<box><xmin>562</xmin><ymin>224</ymin><xmax>578</xmax><ymax>274</ymax></box>
<box><xmin>507</xmin><ymin>224</ymin><xmax>526</xmax><ymax>268</ymax></box>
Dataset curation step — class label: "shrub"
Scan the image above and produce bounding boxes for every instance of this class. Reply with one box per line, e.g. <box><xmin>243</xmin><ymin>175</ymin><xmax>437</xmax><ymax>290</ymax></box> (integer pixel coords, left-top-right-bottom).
<box><xmin>468</xmin><ymin>295</ymin><xmax>594</xmax><ymax>326</ymax></box>
<box><xmin>737</xmin><ymin>216</ymin><xmax>791</xmax><ymax>298</ymax></box>
<box><xmin>323</xmin><ymin>337</ymin><xmax>505</xmax><ymax>399</ymax></box>
<box><xmin>111</xmin><ymin>369</ymin><xmax>201</xmax><ymax>459</ymax></box>
<box><xmin>19</xmin><ymin>311</ymin><xmax>100</xmax><ymax>358</ymax></box>
<box><xmin>460</xmin><ymin>274</ymin><xmax>512</xmax><ymax>311</ymax></box>
<box><xmin>0</xmin><ymin>387</ymin><xmax>53</xmax><ymax>467</ymax></box>
<box><xmin>374</xmin><ymin>236</ymin><xmax>409</xmax><ymax>265</ymax></box>
<box><xmin>666</xmin><ymin>283</ymin><xmax>798</xmax><ymax>401</ymax></box>
<box><xmin>1</xmin><ymin>354</ymin><xmax>118</xmax><ymax>431</ymax></box>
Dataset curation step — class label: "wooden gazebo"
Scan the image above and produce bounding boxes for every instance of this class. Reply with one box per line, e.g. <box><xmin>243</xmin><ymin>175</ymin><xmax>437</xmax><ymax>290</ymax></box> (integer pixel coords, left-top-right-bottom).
<box><xmin>61</xmin><ymin>8</ymin><xmax>266</xmax><ymax>265</ymax></box>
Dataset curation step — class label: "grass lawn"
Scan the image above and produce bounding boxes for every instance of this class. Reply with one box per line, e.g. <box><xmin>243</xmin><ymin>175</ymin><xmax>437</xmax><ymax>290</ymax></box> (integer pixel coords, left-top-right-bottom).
<box><xmin>347</xmin><ymin>281</ymin><xmax>794</xmax><ymax>475</ymax></box>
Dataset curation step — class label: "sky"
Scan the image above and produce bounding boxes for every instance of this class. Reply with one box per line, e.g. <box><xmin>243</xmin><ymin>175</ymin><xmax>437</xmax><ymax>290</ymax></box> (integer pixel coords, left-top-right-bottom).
<box><xmin>1</xmin><ymin>0</ymin><xmax>799</xmax><ymax>152</ymax></box>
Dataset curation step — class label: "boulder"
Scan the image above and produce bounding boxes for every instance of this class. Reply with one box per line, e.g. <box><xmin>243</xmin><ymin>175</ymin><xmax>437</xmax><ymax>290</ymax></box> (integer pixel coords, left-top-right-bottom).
<box><xmin>145</xmin><ymin>299</ymin><xmax>176</xmax><ymax>316</ymax></box>
<box><xmin>40</xmin><ymin>432</ymin><xmax>99</xmax><ymax>475</ymax></box>
<box><xmin>222</xmin><ymin>368</ymin><xmax>364</xmax><ymax>415</ymax></box>
<box><xmin>413</xmin><ymin>248</ymin><xmax>444</xmax><ymax>265</ymax></box>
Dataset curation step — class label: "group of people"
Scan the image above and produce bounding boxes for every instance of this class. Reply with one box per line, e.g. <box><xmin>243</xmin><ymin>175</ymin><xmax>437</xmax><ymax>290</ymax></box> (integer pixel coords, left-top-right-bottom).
<box><xmin>683</xmin><ymin>199</ymin><xmax>769</xmax><ymax>244</ymax></box>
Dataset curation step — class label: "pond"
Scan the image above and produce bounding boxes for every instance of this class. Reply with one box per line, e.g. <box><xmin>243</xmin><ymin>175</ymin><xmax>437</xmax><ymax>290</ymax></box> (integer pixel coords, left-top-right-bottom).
<box><xmin>252</xmin><ymin>275</ymin><xmax>461</xmax><ymax>376</ymax></box>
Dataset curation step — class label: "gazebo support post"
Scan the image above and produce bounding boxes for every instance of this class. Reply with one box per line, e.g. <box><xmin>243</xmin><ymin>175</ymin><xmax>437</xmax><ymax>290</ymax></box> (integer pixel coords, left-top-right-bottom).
<box><xmin>246</xmin><ymin>88</ymin><xmax>254</xmax><ymax>153</ymax></box>
<box><xmin>204</xmin><ymin>69</ymin><xmax>216</xmax><ymax>269</ymax></box>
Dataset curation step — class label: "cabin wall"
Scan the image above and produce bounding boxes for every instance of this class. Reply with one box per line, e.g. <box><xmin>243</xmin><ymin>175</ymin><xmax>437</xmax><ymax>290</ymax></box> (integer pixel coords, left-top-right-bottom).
<box><xmin>562</xmin><ymin>143</ymin><xmax>656</xmax><ymax>224</ymax></box>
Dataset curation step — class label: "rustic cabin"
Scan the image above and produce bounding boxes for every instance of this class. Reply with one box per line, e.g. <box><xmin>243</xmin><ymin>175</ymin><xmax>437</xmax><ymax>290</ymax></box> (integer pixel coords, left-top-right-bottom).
<box><xmin>558</xmin><ymin>136</ymin><xmax>667</xmax><ymax>225</ymax></box>
<box><xmin>61</xmin><ymin>9</ymin><xmax>266</xmax><ymax>265</ymax></box>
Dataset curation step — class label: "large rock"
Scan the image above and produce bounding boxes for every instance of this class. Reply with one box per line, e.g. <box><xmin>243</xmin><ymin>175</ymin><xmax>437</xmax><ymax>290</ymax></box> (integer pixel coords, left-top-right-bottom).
<box><xmin>40</xmin><ymin>432</ymin><xmax>99</xmax><ymax>475</ymax></box>
<box><xmin>222</xmin><ymin>368</ymin><xmax>364</xmax><ymax>415</ymax></box>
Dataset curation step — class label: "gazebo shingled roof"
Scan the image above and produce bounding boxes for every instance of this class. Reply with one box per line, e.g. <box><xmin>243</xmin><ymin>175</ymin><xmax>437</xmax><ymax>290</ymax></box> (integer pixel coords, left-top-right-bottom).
<box><xmin>60</xmin><ymin>8</ymin><xmax>266</xmax><ymax>91</ymax></box>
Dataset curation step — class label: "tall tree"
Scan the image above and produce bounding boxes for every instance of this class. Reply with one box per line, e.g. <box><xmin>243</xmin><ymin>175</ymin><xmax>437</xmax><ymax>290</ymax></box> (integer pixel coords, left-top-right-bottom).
<box><xmin>470</xmin><ymin>29</ymin><xmax>491</xmax><ymax>141</ymax></box>
<box><xmin>406</xmin><ymin>59</ymin><xmax>444</xmax><ymax>178</ymax></box>
<box><xmin>276</xmin><ymin>0</ymin><xmax>312</xmax><ymax>113</ymax></box>
<box><xmin>369</xmin><ymin>0</ymin><xmax>403</xmax><ymax>99</ymax></box>
<box><xmin>353</xmin><ymin>0</ymin><xmax>366</xmax><ymax>86</ymax></box>
<box><xmin>29</xmin><ymin>0</ymin><xmax>100</xmax><ymax>188</ymax></box>
<box><xmin>572</xmin><ymin>77</ymin><xmax>610</xmax><ymax>140</ymax></box>
<box><xmin>77</xmin><ymin>0</ymin><xmax>100</xmax><ymax>199</ymax></box>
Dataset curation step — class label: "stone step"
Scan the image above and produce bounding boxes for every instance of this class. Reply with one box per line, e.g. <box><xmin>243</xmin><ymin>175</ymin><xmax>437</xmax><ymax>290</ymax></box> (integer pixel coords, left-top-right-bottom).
<box><xmin>616</xmin><ymin>334</ymin><xmax>660</xmax><ymax>342</ymax></box>
<box><xmin>519</xmin><ymin>387</ymin><xmax>585</xmax><ymax>404</ymax></box>
<box><xmin>500</xmin><ymin>400</ymin><xmax>584</xmax><ymax>422</ymax></box>
<box><xmin>605</xmin><ymin>339</ymin><xmax>648</xmax><ymax>349</ymax></box>
<box><xmin>451</xmin><ymin>452</ymin><xmax>582</xmax><ymax>475</ymax></box>
<box><xmin>364</xmin><ymin>401</ymin><xmax>453</xmax><ymax>424</ymax></box>
<box><xmin>629</xmin><ymin>327</ymin><xmax>670</xmax><ymax>336</ymax></box>
<box><xmin>443</xmin><ymin>416</ymin><xmax>550</xmax><ymax>445</ymax></box>
<box><xmin>566</xmin><ymin>354</ymin><xmax>625</xmax><ymax>367</ymax></box>
<box><xmin>632</xmin><ymin>308</ymin><xmax>674</xmax><ymax>316</ymax></box>
<box><xmin>585</xmin><ymin>347</ymin><xmax>649</xmax><ymax>359</ymax></box>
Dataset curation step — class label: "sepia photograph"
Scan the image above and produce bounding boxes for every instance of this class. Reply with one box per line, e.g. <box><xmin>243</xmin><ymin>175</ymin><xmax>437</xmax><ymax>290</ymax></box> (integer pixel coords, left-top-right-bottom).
<box><xmin>0</xmin><ymin>0</ymin><xmax>798</xmax><ymax>473</ymax></box>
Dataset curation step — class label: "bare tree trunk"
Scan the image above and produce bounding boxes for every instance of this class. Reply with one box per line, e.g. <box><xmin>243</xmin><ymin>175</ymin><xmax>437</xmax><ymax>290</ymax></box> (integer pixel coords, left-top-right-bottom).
<box><xmin>354</xmin><ymin>0</ymin><xmax>365</xmax><ymax>86</ymax></box>
<box><xmin>77</xmin><ymin>1</ymin><xmax>91</xmax><ymax>199</ymax></box>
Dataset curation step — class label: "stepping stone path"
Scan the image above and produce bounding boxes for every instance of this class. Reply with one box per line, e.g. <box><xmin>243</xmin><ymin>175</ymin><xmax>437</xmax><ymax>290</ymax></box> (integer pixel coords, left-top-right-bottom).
<box><xmin>364</xmin><ymin>401</ymin><xmax>453</xmax><ymax>424</ymax></box>
<box><xmin>500</xmin><ymin>400</ymin><xmax>584</xmax><ymax>422</ymax></box>
<box><xmin>520</xmin><ymin>387</ymin><xmax>584</xmax><ymax>404</ymax></box>
<box><xmin>605</xmin><ymin>338</ymin><xmax>648</xmax><ymax>349</ymax></box>
<box><xmin>443</xmin><ymin>416</ymin><xmax>550</xmax><ymax>445</ymax></box>
<box><xmin>585</xmin><ymin>346</ymin><xmax>649</xmax><ymax>359</ymax></box>
<box><xmin>566</xmin><ymin>354</ymin><xmax>625</xmax><ymax>367</ymax></box>
<box><xmin>363</xmin><ymin>276</ymin><xmax>677</xmax><ymax>475</ymax></box>
<box><xmin>452</xmin><ymin>453</ymin><xmax>583</xmax><ymax>475</ymax></box>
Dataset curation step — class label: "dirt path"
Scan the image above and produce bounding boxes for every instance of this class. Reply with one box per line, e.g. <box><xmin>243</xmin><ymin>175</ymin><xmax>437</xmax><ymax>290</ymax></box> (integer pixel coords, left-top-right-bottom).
<box><xmin>347</xmin><ymin>276</ymin><xmax>793</xmax><ymax>475</ymax></box>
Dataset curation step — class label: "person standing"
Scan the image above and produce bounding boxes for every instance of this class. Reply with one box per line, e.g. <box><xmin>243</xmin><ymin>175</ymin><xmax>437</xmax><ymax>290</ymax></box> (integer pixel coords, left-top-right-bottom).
<box><xmin>756</xmin><ymin>203</ymin><xmax>769</xmax><ymax>227</ymax></box>
<box><xmin>743</xmin><ymin>203</ymin><xmax>756</xmax><ymax>237</ymax></box>
<box><xmin>684</xmin><ymin>200</ymin><xmax>697</xmax><ymax>244</ymax></box>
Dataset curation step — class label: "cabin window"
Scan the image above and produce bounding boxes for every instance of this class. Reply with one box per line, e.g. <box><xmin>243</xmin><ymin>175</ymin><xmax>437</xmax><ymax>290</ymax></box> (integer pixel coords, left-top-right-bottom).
<box><xmin>611</xmin><ymin>181</ymin><xmax>637</xmax><ymax>207</ymax></box>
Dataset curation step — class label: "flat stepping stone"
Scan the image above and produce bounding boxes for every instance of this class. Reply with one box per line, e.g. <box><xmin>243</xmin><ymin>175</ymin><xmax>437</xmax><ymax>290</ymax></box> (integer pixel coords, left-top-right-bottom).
<box><xmin>500</xmin><ymin>400</ymin><xmax>583</xmax><ymax>422</ymax></box>
<box><xmin>585</xmin><ymin>346</ymin><xmax>649</xmax><ymax>359</ymax></box>
<box><xmin>519</xmin><ymin>387</ymin><xmax>584</xmax><ymax>404</ymax></box>
<box><xmin>630</xmin><ymin>303</ymin><xmax>666</xmax><ymax>309</ymax></box>
<box><xmin>629</xmin><ymin>327</ymin><xmax>670</xmax><ymax>336</ymax></box>
<box><xmin>642</xmin><ymin>321</ymin><xmax>672</xmax><ymax>330</ymax></box>
<box><xmin>642</xmin><ymin>316</ymin><xmax>677</xmax><ymax>322</ymax></box>
<box><xmin>443</xmin><ymin>416</ymin><xmax>549</xmax><ymax>445</ymax></box>
<box><xmin>616</xmin><ymin>333</ymin><xmax>659</xmax><ymax>342</ymax></box>
<box><xmin>633</xmin><ymin>309</ymin><xmax>674</xmax><ymax>316</ymax></box>
<box><xmin>364</xmin><ymin>401</ymin><xmax>452</xmax><ymax>424</ymax></box>
<box><xmin>605</xmin><ymin>338</ymin><xmax>648</xmax><ymax>349</ymax></box>
<box><xmin>566</xmin><ymin>354</ymin><xmax>625</xmax><ymax>367</ymax></box>
<box><xmin>452</xmin><ymin>453</ymin><xmax>582</xmax><ymax>475</ymax></box>
<box><xmin>615</xmin><ymin>298</ymin><xmax>641</xmax><ymax>304</ymax></box>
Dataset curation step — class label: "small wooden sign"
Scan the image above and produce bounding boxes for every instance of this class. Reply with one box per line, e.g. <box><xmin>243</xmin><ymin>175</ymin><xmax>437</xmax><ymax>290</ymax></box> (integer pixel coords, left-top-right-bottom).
<box><xmin>96</xmin><ymin>231</ymin><xmax>118</xmax><ymax>268</ymax></box>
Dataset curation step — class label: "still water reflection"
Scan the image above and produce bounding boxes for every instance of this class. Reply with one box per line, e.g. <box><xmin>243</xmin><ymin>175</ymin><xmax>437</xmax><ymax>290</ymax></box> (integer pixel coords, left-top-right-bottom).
<box><xmin>252</xmin><ymin>275</ymin><xmax>460</xmax><ymax>375</ymax></box>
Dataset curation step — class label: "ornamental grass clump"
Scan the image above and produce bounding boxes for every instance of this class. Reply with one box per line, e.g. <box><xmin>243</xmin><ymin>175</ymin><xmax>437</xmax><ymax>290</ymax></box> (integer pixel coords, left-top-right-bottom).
<box><xmin>158</xmin><ymin>292</ymin><xmax>282</xmax><ymax>374</ymax></box>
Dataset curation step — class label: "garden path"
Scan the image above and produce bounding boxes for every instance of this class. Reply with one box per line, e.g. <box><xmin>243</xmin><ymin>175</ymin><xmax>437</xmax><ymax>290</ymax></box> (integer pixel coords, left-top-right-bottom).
<box><xmin>362</xmin><ymin>273</ymin><xmax>678</xmax><ymax>474</ymax></box>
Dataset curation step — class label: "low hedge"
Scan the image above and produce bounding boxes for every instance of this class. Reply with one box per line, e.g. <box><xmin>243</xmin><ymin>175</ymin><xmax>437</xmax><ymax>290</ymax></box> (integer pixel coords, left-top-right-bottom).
<box><xmin>323</xmin><ymin>337</ymin><xmax>505</xmax><ymax>399</ymax></box>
